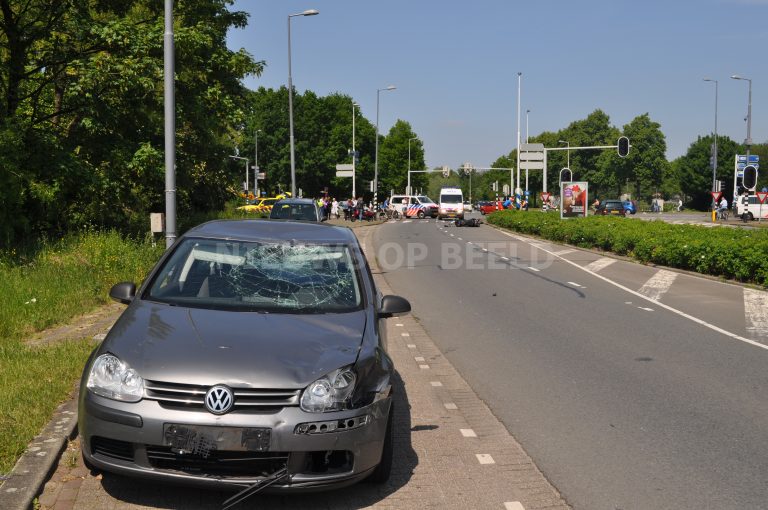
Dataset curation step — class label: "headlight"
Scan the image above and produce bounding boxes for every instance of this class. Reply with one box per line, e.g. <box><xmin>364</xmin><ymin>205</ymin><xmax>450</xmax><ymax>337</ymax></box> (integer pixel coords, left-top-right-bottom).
<box><xmin>300</xmin><ymin>367</ymin><xmax>356</xmax><ymax>413</ymax></box>
<box><xmin>87</xmin><ymin>354</ymin><xmax>144</xmax><ymax>402</ymax></box>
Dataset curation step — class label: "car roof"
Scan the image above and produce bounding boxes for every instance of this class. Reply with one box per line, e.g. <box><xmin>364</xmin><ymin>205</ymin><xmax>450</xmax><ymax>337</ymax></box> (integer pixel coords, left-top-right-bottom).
<box><xmin>184</xmin><ymin>219</ymin><xmax>356</xmax><ymax>244</ymax></box>
<box><xmin>273</xmin><ymin>198</ymin><xmax>317</xmax><ymax>205</ymax></box>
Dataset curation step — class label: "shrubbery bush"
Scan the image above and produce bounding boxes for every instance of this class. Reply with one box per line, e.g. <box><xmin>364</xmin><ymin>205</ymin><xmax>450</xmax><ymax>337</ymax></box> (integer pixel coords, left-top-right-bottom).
<box><xmin>487</xmin><ymin>210</ymin><xmax>768</xmax><ymax>287</ymax></box>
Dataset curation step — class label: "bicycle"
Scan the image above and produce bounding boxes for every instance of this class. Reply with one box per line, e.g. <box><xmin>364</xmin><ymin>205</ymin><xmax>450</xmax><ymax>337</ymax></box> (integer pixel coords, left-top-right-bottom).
<box><xmin>381</xmin><ymin>208</ymin><xmax>400</xmax><ymax>220</ymax></box>
<box><xmin>716</xmin><ymin>208</ymin><xmax>729</xmax><ymax>221</ymax></box>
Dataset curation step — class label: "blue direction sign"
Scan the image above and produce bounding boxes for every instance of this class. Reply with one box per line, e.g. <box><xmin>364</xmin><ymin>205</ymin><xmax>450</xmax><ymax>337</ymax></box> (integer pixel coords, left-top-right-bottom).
<box><xmin>736</xmin><ymin>154</ymin><xmax>759</xmax><ymax>177</ymax></box>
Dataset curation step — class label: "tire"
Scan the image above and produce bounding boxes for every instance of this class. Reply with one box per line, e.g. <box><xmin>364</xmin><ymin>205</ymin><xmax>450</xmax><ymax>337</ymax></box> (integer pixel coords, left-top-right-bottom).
<box><xmin>417</xmin><ymin>210</ymin><xmax>425</xmax><ymax>219</ymax></box>
<box><xmin>744</xmin><ymin>212</ymin><xmax>754</xmax><ymax>222</ymax></box>
<box><xmin>366</xmin><ymin>405</ymin><xmax>394</xmax><ymax>484</ymax></box>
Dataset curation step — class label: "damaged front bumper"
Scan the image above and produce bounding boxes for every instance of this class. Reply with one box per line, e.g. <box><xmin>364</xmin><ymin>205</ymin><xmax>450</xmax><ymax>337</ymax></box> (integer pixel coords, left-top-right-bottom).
<box><xmin>79</xmin><ymin>390</ymin><xmax>391</xmax><ymax>492</ymax></box>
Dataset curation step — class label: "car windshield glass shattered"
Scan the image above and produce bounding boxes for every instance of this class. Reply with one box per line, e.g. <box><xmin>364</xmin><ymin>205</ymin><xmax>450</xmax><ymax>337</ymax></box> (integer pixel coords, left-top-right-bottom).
<box><xmin>147</xmin><ymin>238</ymin><xmax>361</xmax><ymax>312</ymax></box>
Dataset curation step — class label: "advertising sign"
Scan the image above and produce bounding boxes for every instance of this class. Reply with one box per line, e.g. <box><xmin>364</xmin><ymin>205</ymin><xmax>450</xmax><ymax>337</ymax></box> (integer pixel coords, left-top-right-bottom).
<box><xmin>560</xmin><ymin>181</ymin><xmax>588</xmax><ymax>218</ymax></box>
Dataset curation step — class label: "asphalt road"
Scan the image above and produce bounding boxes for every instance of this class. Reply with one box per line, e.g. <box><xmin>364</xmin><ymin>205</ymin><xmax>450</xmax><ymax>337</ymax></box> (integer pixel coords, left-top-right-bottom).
<box><xmin>373</xmin><ymin>213</ymin><xmax>768</xmax><ymax>510</ymax></box>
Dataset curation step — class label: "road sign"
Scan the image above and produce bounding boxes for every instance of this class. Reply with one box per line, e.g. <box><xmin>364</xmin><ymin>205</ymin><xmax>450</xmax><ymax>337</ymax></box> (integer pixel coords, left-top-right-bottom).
<box><xmin>757</xmin><ymin>192</ymin><xmax>768</xmax><ymax>204</ymax></box>
<box><xmin>520</xmin><ymin>143</ymin><xmax>545</xmax><ymax>171</ymax></box>
<box><xmin>336</xmin><ymin>163</ymin><xmax>354</xmax><ymax>171</ymax></box>
<box><xmin>541</xmin><ymin>192</ymin><xmax>551</xmax><ymax>202</ymax></box>
<box><xmin>336</xmin><ymin>170</ymin><xmax>354</xmax><ymax>177</ymax></box>
<box><xmin>256</xmin><ymin>172</ymin><xmax>266</xmax><ymax>179</ymax></box>
<box><xmin>519</xmin><ymin>161</ymin><xmax>545</xmax><ymax>170</ymax></box>
<box><xmin>710</xmin><ymin>191</ymin><xmax>723</xmax><ymax>203</ymax></box>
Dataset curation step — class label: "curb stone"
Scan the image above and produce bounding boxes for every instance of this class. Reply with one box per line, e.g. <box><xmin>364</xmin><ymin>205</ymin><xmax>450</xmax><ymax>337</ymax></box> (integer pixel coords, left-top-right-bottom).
<box><xmin>0</xmin><ymin>394</ymin><xmax>79</xmax><ymax>510</ymax></box>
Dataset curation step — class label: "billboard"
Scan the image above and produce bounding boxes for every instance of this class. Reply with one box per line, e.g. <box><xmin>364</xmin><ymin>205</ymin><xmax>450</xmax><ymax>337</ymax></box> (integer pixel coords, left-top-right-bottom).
<box><xmin>560</xmin><ymin>181</ymin><xmax>588</xmax><ymax>218</ymax></box>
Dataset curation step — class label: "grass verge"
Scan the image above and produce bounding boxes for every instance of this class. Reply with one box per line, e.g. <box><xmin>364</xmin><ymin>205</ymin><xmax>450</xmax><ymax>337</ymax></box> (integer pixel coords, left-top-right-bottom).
<box><xmin>0</xmin><ymin>231</ymin><xmax>163</xmax><ymax>475</ymax></box>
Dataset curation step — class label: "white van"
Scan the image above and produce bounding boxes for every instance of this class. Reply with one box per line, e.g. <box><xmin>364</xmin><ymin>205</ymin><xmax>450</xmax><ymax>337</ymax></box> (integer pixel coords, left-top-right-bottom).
<box><xmin>735</xmin><ymin>193</ymin><xmax>768</xmax><ymax>221</ymax></box>
<box><xmin>438</xmin><ymin>186</ymin><xmax>464</xmax><ymax>220</ymax></box>
<box><xmin>389</xmin><ymin>194</ymin><xmax>438</xmax><ymax>218</ymax></box>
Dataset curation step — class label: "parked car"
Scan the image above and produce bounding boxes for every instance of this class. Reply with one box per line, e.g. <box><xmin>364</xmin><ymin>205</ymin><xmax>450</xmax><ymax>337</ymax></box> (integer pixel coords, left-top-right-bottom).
<box><xmin>78</xmin><ymin>220</ymin><xmax>411</xmax><ymax>493</ymax></box>
<box><xmin>623</xmin><ymin>200</ymin><xmax>637</xmax><ymax>215</ymax></box>
<box><xmin>269</xmin><ymin>198</ymin><xmax>325</xmax><ymax>221</ymax></box>
<box><xmin>596</xmin><ymin>199</ymin><xmax>631</xmax><ymax>216</ymax></box>
<box><xmin>478</xmin><ymin>201</ymin><xmax>502</xmax><ymax>215</ymax></box>
<box><xmin>388</xmin><ymin>195</ymin><xmax>438</xmax><ymax>218</ymax></box>
<box><xmin>237</xmin><ymin>197</ymin><xmax>281</xmax><ymax>214</ymax></box>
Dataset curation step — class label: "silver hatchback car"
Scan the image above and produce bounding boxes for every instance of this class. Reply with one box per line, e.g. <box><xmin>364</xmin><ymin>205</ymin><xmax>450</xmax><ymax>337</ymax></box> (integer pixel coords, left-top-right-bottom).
<box><xmin>78</xmin><ymin>220</ymin><xmax>410</xmax><ymax>498</ymax></box>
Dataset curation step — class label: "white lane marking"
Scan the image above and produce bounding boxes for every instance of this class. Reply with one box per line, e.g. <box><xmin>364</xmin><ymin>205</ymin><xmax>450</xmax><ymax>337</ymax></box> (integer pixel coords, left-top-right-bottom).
<box><xmin>585</xmin><ymin>257</ymin><xmax>617</xmax><ymax>272</ymax></box>
<box><xmin>496</xmin><ymin>230</ymin><xmax>768</xmax><ymax>352</ymax></box>
<box><xmin>407</xmin><ymin>344</ymin><xmax>416</xmax><ymax>349</ymax></box>
<box><xmin>552</xmin><ymin>249</ymin><xmax>575</xmax><ymax>256</ymax></box>
<box><xmin>501</xmin><ymin>256</ymin><xmax>509</xmax><ymax>261</ymax></box>
<box><xmin>444</xmin><ymin>403</ymin><xmax>458</xmax><ymax>410</ymax></box>
<box><xmin>638</xmin><ymin>307</ymin><xmax>654</xmax><ymax>312</ymax></box>
<box><xmin>457</xmin><ymin>237</ymin><xmax>463</xmax><ymax>241</ymax></box>
<box><xmin>744</xmin><ymin>288</ymin><xmax>768</xmax><ymax>341</ymax></box>
<box><xmin>476</xmin><ymin>454</ymin><xmax>495</xmax><ymax>464</ymax></box>
<box><xmin>460</xmin><ymin>429</ymin><xmax>477</xmax><ymax>437</ymax></box>
<box><xmin>504</xmin><ymin>503</ymin><xmax>526</xmax><ymax>510</ymax></box>
<box><xmin>414</xmin><ymin>356</ymin><xmax>425</xmax><ymax>362</ymax></box>
<box><xmin>638</xmin><ymin>269</ymin><xmax>678</xmax><ymax>301</ymax></box>
<box><xmin>401</xmin><ymin>332</ymin><xmax>410</xmax><ymax>337</ymax></box>
<box><xmin>528</xmin><ymin>266</ymin><xmax>541</xmax><ymax>272</ymax></box>
<box><xmin>450</xmin><ymin>234</ymin><xmax>455</xmax><ymax>237</ymax></box>
<box><xmin>430</xmin><ymin>381</ymin><xmax>443</xmax><ymax>387</ymax></box>
<box><xmin>395</xmin><ymin>323</ymin><xmax>404</xmax><ymax>327</ymax></box>
<box><xmin>419</xmin><ymin>364</ymin><xmax>430</xmax><ymax>369</ymax></box>
<box><xmin>403</xmin><ymin>220</ymin><xmax>412</xmax><ymax>223</ymax></box>
<box><xmin>568</xmin><ymin>281</ymin><xmax>584</xmax><ymax>288</ymax></box>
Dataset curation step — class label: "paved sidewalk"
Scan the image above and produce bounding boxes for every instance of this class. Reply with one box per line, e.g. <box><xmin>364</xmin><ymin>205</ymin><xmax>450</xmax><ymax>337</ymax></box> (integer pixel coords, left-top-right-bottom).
<box><xmin>27</xmin><ymin>222</ymin><xmax>569</xmax><ymax>510</ymax></box>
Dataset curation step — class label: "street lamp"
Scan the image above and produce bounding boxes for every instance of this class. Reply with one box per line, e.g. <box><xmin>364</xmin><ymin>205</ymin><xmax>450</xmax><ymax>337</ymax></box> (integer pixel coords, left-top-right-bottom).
<box><xmin>407</xmin><ymin>137</ymin><xmax>418</xmax><ymax>195</ymax></box>
<box><xmin>558</xmin><ymin>140</ymin><xmax>570</xmax><ymax>169</ymax></box>
<box><xmin>229</xmin><ymin>155</ymin><xmax>250</xmax><ymax>201</ymax></box>
<box><xmin>352</xmin><ymin>101</ymin><xmax>359</xmax><ymax>198</ymax></box>
<box><xmin>374</xmin><ymin>85</ymin><xmax>396</xmax><ymax>204</ymax></box>
<box><xmin>703</xmin><ymin>78</ymin><xmax>718</xmax><ymax>193</ymax></box>
<box><xmin>287</xmin><ymin>8</ymin><xmax>319</xmax><ymax>197</ymax></box>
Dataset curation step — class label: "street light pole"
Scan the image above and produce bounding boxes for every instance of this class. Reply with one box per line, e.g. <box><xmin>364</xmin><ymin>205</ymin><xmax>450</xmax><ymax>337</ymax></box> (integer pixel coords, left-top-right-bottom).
<box><xmin>526</xmin><ymin>109</ymin><xmax>530</xmax><ymax>143</ymax></box>
<box><xmin>408</xmin><ymin>137</ymin><xmax>417</xmax><ymax>195</ymax></box>
<box><xmin>352</xmin><ymin>101</ymin><xmax>358</xmax><ymax>199</ymax></box>
<box><xmin>732</xmin><ymin>74</ymin><xmax>753</xmax><ymax>200</ymax></box>
<box><xmin>703</xmin><ymin>78</ymin><xmax>718</xmax><ymax>193</ymax></box>
<box><xmin>287</xmin><ymin>9</ymin><xmax>319</xmax><ymax>198</ymax></box>
<box><xmin>515</xmin><ymin>72</ymin><xmax>522</xmax><ymax>194</ymax></box>
<box><xmin>558</xmin><ymin>140</ymin><xmax>570</xmax><ymax>169</ymax></box>
<box><xmin>374</xmin><ymin>85</ymin><xmax>396</xmax><ymax>205</ymax></box>
<box><xmin>254</xmin><ymin>129</ymin><xmax>261</xmax><ymax>197</ymax></box>
<box><xmin>229</xmin><ymin>155</ymin><xmax>249</xmax><ymax>201</ymax></box>
<box><xmin>163</xmin><ymin>0</ymin><xmax>176</xmax><ymax>249</ymax></box>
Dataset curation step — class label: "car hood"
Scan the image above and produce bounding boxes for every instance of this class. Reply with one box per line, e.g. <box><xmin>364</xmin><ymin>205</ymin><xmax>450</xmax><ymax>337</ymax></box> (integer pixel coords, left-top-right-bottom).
<box><xmin>102</xmin><ymin>301</ymin><xmax>367</xmax><ymax>388</ymax></box>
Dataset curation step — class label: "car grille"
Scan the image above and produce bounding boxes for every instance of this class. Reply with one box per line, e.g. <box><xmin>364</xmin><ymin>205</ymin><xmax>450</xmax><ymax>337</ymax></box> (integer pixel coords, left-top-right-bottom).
<box><xmin>92</xmin><ymin>436</ymin><xmax>134</xmax><ymax>462</ymax></box>
<box><xmin>143</xmin><ymin>380</ymin><xmax>301</xmax><ymax>413</ymax></box>
<box><xmin>146</xmin><ymin>446</ymin><xmax>289</xmax><ymax>477</ymax></box>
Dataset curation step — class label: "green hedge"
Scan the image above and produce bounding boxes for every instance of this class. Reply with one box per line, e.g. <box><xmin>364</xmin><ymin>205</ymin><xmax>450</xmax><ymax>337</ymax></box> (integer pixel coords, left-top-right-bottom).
<box><xmin>486</xmin><ymin>210</ymin><xmax>768</xmax><ymax>286</ymax></box>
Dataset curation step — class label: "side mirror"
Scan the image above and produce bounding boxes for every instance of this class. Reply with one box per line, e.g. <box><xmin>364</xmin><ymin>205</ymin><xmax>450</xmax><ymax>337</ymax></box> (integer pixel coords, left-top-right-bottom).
<box><xmin>378</xmin><ymin>295</ymin><xmax>411</xmax><ymax>318</ymax></box>
<box><xmin>109</xmin><ymin>282</ymin><xmax>136</xmax><ymax>305</ymax></box>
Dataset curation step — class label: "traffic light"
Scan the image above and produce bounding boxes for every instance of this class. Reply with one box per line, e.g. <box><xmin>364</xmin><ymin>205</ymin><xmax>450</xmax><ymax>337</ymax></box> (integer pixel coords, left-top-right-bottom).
<box><xmin>617</xmin><ymin>136</ymin><xmax>630</xmax><ymax>158</ymax></box>
<box><xmin>743</xmin><ymin>165</ymin><xmax>758</xmax><ymax>190</ymax></box>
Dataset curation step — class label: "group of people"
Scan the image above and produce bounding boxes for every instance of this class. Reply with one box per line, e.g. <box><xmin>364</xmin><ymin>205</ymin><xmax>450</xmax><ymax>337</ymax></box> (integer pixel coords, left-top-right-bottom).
<box><xmin>497</xmin><ymin>195</ymin><xmax>529</xmax><ymax>211</ymax></box>
<box><xmin>317</xmin><ymin>197</ymin><xmax>373</xmax><ymax>221</ymax></box>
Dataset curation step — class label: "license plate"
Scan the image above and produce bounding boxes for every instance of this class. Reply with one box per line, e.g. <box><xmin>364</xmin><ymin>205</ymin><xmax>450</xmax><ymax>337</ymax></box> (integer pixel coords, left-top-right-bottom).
<box><xmin>163</xmin><ymin>424</ymin><xmax>271</xmax><ymax>457</ymax></box>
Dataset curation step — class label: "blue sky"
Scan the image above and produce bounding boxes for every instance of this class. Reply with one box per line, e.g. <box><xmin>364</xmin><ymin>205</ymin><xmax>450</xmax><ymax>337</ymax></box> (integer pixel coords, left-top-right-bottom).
<box><xmin>227</xmin><ymin>0</ymin><xmax>767</xmax><ymax>170</ymax></box>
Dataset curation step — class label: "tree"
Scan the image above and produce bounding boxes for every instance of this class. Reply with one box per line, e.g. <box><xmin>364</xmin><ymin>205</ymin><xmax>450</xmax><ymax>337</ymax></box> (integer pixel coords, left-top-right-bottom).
<box><xmin>377</xmin><ymin>120</ymin><xmax>424</xmax><ymax>198</ymax></box>
<box><xmin>614</xmin><ymin>113</ymin><xmax>668</xmax><ymax>201</ymax></box>
<box><xmin>674</xmin><ymin>134</ymin><xmax>740</xmax><ymax>209</ymax></box>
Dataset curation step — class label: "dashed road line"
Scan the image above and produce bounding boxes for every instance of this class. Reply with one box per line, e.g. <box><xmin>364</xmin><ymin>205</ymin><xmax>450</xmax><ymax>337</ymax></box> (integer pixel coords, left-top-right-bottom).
<box><xmin>430</xmin><ymin>381</ymin><xmax>443</xmax><ymax>387</ymax></box>
<box><xmin>419</xmin><ymin>364</ymin><xmax>430</xmax><ymax>369</ymax></box>
<box><xmin>444</xmin><ymin>403</ymin><xmax>458</xmax><ymax>410</ymax></box>
<box><xmin>744</xmin><ymin>288</ymin><xmax>768</xmax><ymax>342</ymax></box>
<box><xmin>460</xmin><ymin>429</ymin><xmax>477</xmax><ymax>437</ymax></box>
<box><xmin>496</xmin><ymin>229</ymin><xmax>768</xmax><ymax>352</ymax></box>
<box><xmin>476</xmin><ymin>454</ymin><xmax>495</xmax><ymax>464</ymax></box>
<box><xmin>407</xmin><ymin>344</ymin><xmax>416</xmax><ymax>349</ymax></box>
<box><xmin>567</xmin><ymin>281</ymin><xmax>584</xmax><ymax>288</ymax></box>
<box><xmin>504</xmin><ymin>503</ymin><xmax>526</xmax><ymax>510</ymax></box>
<box><xmin>585</xmin><ymin>257</ymin><xmax>616</xmax><ymax>272</ymax></box>
<box><xmin>401</xmin><ymin>332</ymin><xmax>410</xmax><ymax>337</ymax></box>
<box><xmin>527</xmin><ymin>266</ymin><xmax>541</xmax><ymax>272</ymax></box>
<box><xmin>415</xmin><ymin>356</ymin><xmax>425</xmax><ymax>362</ymax></box>
<box><xmin>638</xmin><ymin>269</ymin><xmax>678</xmax><ymax>301</ymax></box>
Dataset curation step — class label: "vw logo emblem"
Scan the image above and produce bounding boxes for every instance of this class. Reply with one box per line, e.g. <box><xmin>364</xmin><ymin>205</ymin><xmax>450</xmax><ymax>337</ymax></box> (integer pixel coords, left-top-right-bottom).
<box><xmin>205</xmin><ymin>385</ymin><xmax>234</xmax><ymax>415</ymax></box>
